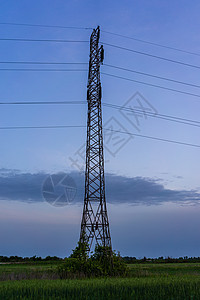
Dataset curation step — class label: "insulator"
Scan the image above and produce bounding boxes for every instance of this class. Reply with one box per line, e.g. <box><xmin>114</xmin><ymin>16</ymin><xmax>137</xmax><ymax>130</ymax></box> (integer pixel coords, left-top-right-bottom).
<box><xmin>100</xmin><ymin>46</ymin><xmax>104</xmax><ymax>64</ymax></box>
<box><xmin>87</xmin><ymin>89</ymin><xmax>90</xmax><ymax>101</ymax></box>
<box><xmin>97</xmin><ymin>26</ymin><xmax>100</xmax><ymax>41</ymax></box>
<box><xmin>99</xmin><ymin>85</ymin><xmax>102</xmax><ymax>99</ymax></box>
<box><xmin>95</xmin><ymin>222</ymin><xmax>98</xmax><ymax>230</ymax></box>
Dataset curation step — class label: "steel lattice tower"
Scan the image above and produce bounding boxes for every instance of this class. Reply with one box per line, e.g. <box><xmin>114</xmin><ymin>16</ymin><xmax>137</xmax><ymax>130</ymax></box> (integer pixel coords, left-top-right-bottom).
<box><xmin>80</xmin><ymin>26</ymin><xmax>112</xmax><ymax>252</ymax></box>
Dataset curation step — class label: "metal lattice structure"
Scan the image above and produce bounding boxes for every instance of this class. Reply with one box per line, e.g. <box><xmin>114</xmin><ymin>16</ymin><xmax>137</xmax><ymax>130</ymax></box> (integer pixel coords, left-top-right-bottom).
<box><xmin>80</xmin><ymin>26</ymin><xmax>112</xmax><ymax>252</ymax></box>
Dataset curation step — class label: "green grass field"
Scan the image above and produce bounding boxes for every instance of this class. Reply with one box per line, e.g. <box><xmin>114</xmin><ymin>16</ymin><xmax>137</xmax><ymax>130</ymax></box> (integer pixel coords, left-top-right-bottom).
<box><xmin>1</xmin><ymin>262</ymin><xmax>200</xmax><ymax>299</ymax></box>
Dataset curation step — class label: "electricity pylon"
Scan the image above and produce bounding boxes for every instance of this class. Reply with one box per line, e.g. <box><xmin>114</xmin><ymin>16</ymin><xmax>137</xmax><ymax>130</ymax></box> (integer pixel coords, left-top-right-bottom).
<box><xmin>80</xmin><ymin>26</ymin><xmax>112</xmax><ymax>252</ymax></box>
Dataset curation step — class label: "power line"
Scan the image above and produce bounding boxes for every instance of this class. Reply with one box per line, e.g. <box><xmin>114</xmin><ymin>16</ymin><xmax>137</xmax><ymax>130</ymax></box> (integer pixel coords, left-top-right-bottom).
<box><xmin>0</xmin><ymin>61</ymin><xmax>88</xmax><ymax>65</ymax></box>
<box><xmin>0</xmin><ymin>22</ymin><xmax>92</xmax><ymax>30</ymax></box>
<box><xmin>1</xmin><ymin>61</ymin><xmax>199</xmax><ymax>90</ymax></box>
<box><xmin>0</xmin><ymin>101</ymin><xmax>85</xmax><ymax>105</ymax></box>
<box><xmin>1</xmin><ymin>38</ymin><xmax>199</xmax><ymax>70</ymax></box>
<box><xmin>0</xmin><ymin>124</ymin><xmax>199</xmax><ymax>148</ymax></box>
<box><xmin>104</xmin><ymin>103</ymin><xmax>200</xmax><ymax>124</ymax></box>
<box><xmin>102</xmin><ymin>72</ymin><xmax>200</xmax><ymax>100</ymax></box>
<box><xmin>104</xmin><ymin>128</ymin><xmax>200</xmax><ymax>148</ymax></box>
<box><xmin>1</xmin><ymin>100</ymin><xmax>200</xmax><ymax>128</ymax></box>
<box><xmin>0</xmin><ymin>22</ymin><xmax>198</xmax><ymax>57</ymax></box>
<box><xmin>0</xmin><ymin>38</ymin><xmax>88</xmax><ymax>43</ymax></box>
<box><xmin>1</xmin><ymin>37</ymin><xmax>199</xmax><ymax>72</ymax></box>
<box><xmin>0</xmin><ymin>125</ymin><xmax>85</xmax><ymax>130</ymax></box>
<box><xmin>104</xmin><ymin>64</ymin><xmax>200</xmax><ymax>89</ymax></box>
<box><xmin>102</xmin><ymin>42</ymin><xmax>200</xmax><ymax>70</ymax></box>
<box><xmin>103</xmin><ymin>103</ymin><xmax>200</xmax><ymax>128</ymax></box>
<box><xmin>0</xmin><ymin>68</ymin><xmax>87</xmax><ymax>72</ymax></box>
<box><xmin>1</xmin><ymin>61</ymin><xmax>199</xmax><ymax>91</ymax></box>
<box><xmin>102</xmin><ymin>30</ymin><xmax>200</xmax><ymax>57</ymax></box>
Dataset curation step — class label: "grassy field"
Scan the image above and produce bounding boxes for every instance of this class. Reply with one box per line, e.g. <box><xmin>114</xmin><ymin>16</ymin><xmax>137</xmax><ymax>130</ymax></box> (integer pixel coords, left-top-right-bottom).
<box><xmin>1</xmin><ymin>262</ymin><xmax>200</xmax><ymax>299</ymax></box>
<box><xmin>0</xmin><ymin>261</ymin><xmax>62</xmax><ymax>280</ymax></box>
<box><xmin>128</xmin><ymin>262</ymin><xmax>200</xmax><ymax>276</ymax></box>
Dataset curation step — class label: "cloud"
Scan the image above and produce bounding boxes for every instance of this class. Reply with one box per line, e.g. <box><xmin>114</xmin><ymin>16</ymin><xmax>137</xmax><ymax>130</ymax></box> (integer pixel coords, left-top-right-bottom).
<box><xmin>0</xmin><ymin>168</ymin><xmax>46</xmax><ymax>202</ymax></box>
<box><xmin>0</xmin><ymin>168</ymin><xmax>199</xmax><ymax>206</ymax></box>
<box><xmin>106</xmin><ymin>175</ymin><xmax>200</xmax><ymax>205</ymax></box>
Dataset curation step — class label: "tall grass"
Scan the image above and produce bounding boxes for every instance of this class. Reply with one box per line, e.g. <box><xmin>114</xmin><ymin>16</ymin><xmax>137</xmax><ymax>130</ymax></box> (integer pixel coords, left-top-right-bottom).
<box><xmin>0</xmin><ymin>276</ymin><xmax>200</xmax><ymax>299</ymax></box>
<box><xmin>1</xmin><ymin>263</ymin><xmax>200</xmax><ymax>299</ymax></box>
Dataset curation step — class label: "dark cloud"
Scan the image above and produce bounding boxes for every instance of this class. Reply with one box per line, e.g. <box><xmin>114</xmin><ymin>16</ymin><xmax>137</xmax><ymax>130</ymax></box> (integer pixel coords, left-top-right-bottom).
<box><xmin>106</xmin><ymin>175</ymin><xmax>200</xmax><ymax>205</ymax></box>
<box><xmin>0</xmin><ymin>169</ymin><xmax>199</xmax><ymax>206</ymax></box>
<box><xmin>0</xmin><ymin>168</ymin><xmax>46</xmax><ymax>202</ymax></box>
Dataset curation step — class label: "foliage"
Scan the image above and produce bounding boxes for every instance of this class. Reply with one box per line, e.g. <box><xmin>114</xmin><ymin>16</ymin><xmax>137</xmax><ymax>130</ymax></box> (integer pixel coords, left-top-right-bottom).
<box><xmin>0</xmin><ymin>255</ymin><xmax>62</xmax><ymax>263</ymax></box>
<box><xmin>2</xmin><ymin>254</ymin><xmax>200</xmax><ymax>264</ymax></box>
<box><xmin>123</xmin><ymin>255</ymin><xmax>200</xmax><ymax>264</ymax></box>
<box><xmin>69</xmin><ymin>235</ymin><xmax>89</xmax><ymax>262</ymax></box>
<box><xmin>58</xmin><ymin>239</ymin><xmax>127</xmax><ymax>278</ymax></box>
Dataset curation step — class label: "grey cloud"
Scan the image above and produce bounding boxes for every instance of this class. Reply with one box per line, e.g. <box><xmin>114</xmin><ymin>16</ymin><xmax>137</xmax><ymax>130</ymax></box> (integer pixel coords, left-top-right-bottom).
<box><xmin>0</xmin><ymin>168</ymin><xmax>199</xmax><ymax>206</ymax></box>
<box><xmin>0</xmin><ymin>168</ymin><xmax>46</xmax><ymax>202</ymax></box>
<box><xmin>106</xmin><ymin>175</ymin><xmax>200</xmax><ymax>205</ymax></box>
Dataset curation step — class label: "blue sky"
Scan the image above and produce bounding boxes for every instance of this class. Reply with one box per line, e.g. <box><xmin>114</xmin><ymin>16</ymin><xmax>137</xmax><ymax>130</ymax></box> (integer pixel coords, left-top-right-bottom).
<box><xmin>0</xmin><ymin>0</ymin><xmax>200</xmax><ymax>258</ymax></box>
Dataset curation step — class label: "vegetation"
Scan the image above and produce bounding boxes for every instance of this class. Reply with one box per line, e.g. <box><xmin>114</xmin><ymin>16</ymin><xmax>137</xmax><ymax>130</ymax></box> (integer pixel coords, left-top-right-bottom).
<box><xmin>1</xmin><ymin>262</ymin><xmax>200</xmax><ymax>298</ymax></box>
<box><xmin>0</xmin><ymin>261</ymin><xmax>61</xmax><ymax>281</ymax></box>
<box><xmin>2</xmin><ymin>261</ymin><xmax>200</xmax><ymax>278</ymax></box>
<box><xmin>123</xmin><ymin>255</ymin><xmax>200</xmax><ymax>264</ymax></box>
<box><xmin>0</xmin><ymin>255</ymin><xmax>62</xmax><ymax>263</ymax></box>
<box><xmin>58</xmin><ymin>238</ymin><xmax>127</xmax><ymax>278</ymax></box>
<box><xmin>2</xmin><ymin>255</ymin><xmax>200</xmax><ymax>264</ymax></box>
<box><xmin>1</xmin><ymin>276</ymin><xmax>200</xmax><ymax>299</ymax></box>
<box><xmin>2</xmin><ymin>245</ymin><xmax>200</xmax><ymax>299</ymax></box>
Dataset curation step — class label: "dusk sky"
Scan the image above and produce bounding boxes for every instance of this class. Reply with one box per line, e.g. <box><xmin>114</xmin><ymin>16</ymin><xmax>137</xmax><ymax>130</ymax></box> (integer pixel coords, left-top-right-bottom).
<box><xmin>1</xmin><ymin>1</ymin><xmax>200</xmax><ymax>258</ymax></box>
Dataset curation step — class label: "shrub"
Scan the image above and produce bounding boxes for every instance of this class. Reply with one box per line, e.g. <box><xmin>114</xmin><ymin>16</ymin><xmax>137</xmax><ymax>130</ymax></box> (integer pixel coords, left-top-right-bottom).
<box><xmin>58</xmin><ymin>239</ymin><xmax>128</xmax><ymax>278</ymax></box>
